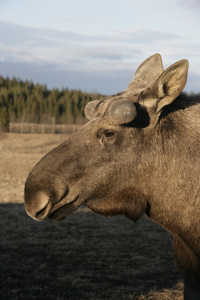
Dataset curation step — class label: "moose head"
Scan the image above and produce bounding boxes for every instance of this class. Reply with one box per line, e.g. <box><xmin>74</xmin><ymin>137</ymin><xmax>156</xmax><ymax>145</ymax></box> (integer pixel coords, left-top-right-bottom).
<box><xmin>25</xmin><ymin>54</ymin><xmax>200</xmax><ymax>299</ymax></box>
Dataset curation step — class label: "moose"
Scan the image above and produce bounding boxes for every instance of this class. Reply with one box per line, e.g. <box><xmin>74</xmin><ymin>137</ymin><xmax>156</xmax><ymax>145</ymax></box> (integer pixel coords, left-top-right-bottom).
<box><xmin>24</xmin><ymin>54</ymin><xmax>200</xmax><ymax>299</ymax></box>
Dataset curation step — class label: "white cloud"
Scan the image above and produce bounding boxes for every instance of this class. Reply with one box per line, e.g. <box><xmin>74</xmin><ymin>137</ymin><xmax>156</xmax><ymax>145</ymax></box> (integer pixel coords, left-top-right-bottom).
<box><xmin>177</xmin><ymin>0</ymin><xmax>200</xmax><ymax>8</ymax></box>
<box><xmin>0</xmin><ymin>17</ymin><xmax>200</xmax><ymax>93</ymax></box>
<box><xmin>0</xmin><ymin>21</ymin><xmax>191</xmax><ymax>68</ymax></box>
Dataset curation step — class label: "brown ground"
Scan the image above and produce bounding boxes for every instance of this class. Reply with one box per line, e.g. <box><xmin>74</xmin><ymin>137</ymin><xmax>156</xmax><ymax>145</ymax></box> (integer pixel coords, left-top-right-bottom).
<box><xmin>0</xmin><ymin>133</ymin><xmax>183</xmax><ymax>299</ymax></box>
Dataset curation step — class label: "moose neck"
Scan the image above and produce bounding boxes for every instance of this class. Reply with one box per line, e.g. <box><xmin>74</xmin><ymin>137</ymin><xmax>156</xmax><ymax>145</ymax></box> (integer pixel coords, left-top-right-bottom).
<box><xmin>142</xmin><ymin>95</ymin><xmax>200</xmax><ymax>251</ymax></box>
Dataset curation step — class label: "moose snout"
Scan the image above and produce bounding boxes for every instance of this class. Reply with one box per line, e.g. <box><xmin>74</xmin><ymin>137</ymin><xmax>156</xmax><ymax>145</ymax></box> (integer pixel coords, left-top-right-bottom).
<box><xmin>24</xmin><ymin>173</ymin><xmax>70</xmax><ymax>221</ymax></box>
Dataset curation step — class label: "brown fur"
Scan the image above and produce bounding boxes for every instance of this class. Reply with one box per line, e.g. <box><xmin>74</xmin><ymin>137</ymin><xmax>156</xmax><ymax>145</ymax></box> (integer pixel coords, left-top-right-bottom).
<box><xmin>24</xmin><ymin>54</ymin><xmax>200</xmax><ymax>299</ymax></box>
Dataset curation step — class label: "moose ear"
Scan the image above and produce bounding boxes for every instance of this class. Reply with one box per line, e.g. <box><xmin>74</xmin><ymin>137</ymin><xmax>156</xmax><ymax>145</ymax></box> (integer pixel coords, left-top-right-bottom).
<box><xmin>128</xmin><ymin>53</ymin><xmax>164</xmax><ymax>91</ymax></box>
<box><xmin>154</xmin><ymin>59</ymin><xmax>189</xmax><ymax>112</ymax></box>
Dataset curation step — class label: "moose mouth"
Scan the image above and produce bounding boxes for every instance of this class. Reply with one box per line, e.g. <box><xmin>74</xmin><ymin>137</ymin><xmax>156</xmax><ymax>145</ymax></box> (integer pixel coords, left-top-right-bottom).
<box><xmin>35</xmin><ymin>195</ymin><xmax>81</xmax><ymax>221</ymax></box>
<box><xmin>49</xmin><ymin>195</ymin><xmax>81</xmax><ymax>221</ymax></box>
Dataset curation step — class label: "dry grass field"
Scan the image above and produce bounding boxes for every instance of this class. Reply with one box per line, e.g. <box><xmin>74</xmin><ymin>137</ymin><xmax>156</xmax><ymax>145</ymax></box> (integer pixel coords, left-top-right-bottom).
<box><xmin>0</xmin><ymin>133</ymin><xmax>67</xmax><ymax>204</ymax></box>
<box><xmin>0</xmin><ymin>133</ymin><xmax>184</xmax><ymax>299</ymax></box>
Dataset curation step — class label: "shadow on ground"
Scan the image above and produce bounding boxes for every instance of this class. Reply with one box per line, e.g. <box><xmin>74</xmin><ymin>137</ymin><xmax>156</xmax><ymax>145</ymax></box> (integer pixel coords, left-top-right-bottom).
<box><xmin>0</xmin><ymin>204</ymin><xmax>182</xmax><ymax>300</ymax></box>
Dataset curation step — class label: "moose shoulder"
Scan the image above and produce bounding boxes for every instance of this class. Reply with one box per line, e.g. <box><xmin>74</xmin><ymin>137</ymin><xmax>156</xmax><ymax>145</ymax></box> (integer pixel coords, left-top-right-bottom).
<box><xmin>24</xmin><ymin>54</ymin><xmax>200</xmax><ymax>300</ymax></box>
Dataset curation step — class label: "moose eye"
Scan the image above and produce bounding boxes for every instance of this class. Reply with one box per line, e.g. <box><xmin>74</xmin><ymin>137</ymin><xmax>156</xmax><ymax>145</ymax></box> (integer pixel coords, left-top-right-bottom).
<box><xmin>103</xmin><ymin>131</ymin><xmax>116</xmax><ymax>144</ymax></box>
<box><xmin>105</xmin><ymin>131</ymin><xmax>115</xmax><ymax>138</ymax></box>
<box><xmin>97</xmin><ymin>129</ymin><xmax>116</xmax><ymax>145</ymax></box>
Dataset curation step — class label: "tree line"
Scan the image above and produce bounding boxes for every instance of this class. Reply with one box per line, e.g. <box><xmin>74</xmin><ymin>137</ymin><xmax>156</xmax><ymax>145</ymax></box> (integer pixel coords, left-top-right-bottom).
<box><xmin>1</xmin><ymin>75</ymin><xmax>199</xmax><ymax>131</ymax></box>
<box><xmin>0</xmin><ymin>76</ymin><xmax>103</xmax><ymax>130</ymax></box>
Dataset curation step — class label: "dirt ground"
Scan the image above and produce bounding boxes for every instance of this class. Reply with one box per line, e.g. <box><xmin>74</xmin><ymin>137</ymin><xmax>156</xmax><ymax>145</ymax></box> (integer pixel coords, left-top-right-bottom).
<box><xmin>0</xmin><ymin>133</ymin><xmax>184</xmax><ymax>299</ymax></box>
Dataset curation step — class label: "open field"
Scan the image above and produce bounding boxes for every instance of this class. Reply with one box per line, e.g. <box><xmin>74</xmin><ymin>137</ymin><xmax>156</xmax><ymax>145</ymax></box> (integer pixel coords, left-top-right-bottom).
<box><xmin>0</xmin><ymin>133</ymin><xmax>183</xmax><ymax>299</ymax></box>
<box><xmin>0</xmin><ymin>133</ymin><xmax>67</xmax><ymax>203</ymax></box>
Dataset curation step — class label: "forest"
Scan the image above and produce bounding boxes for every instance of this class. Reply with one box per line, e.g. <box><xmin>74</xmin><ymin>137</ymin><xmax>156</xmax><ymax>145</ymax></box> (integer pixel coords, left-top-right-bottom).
<box><xmin>0</xmin><ymin>76</ymin><xmax>103</xmax><ymax>130</ymax></box>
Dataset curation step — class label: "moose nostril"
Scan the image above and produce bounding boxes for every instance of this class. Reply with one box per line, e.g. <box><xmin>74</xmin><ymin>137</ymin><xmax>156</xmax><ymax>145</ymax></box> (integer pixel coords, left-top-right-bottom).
<box><xmin>35</xmin><ymin>200</ymin><xmax>52</xmax><ymax>220</ymax></box>
<box><xmin>25</xmin><ymin>190</ymin><xmax>50</xmax><ymax>220</ymax></box>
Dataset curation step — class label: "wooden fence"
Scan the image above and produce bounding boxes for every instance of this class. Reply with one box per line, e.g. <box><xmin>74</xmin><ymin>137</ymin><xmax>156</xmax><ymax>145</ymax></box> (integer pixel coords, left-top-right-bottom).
<box><xmin>9</xmin><ymin>122</ymin><xmax>83</xmax><ymax>134</ymax></box>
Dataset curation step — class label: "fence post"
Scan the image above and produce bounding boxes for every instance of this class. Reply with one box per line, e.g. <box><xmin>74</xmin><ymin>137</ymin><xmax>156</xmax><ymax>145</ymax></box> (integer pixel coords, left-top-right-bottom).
<box><xmin>21</xmin><ymin>122</ymin><xmax>24</xmax><ymax>134</ymax></box>
<box><xmin>9</xmin><ymin>122</ymin><xmax>12</xmax><ymax>133</ymax></box>
<box><xmin>52</xmin><ymin>117</ymin><xmax>55</xmax><ymax>134</ymax></box>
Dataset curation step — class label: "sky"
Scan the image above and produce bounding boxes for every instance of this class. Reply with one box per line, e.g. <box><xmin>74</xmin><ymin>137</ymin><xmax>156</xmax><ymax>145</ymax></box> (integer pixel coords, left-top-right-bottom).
<box><xmin>0</xmin><ymin>0</ymin><xmax>200</xmax><ymax>95</ymax></box>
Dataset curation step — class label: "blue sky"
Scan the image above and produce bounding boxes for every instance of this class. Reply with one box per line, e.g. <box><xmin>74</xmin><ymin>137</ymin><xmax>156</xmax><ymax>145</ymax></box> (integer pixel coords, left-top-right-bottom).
<box><xmin>0</xmin><ymin>0</ymin><xmax>200</xmax><ymax>94</ymax></box>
